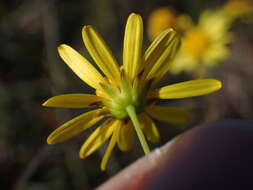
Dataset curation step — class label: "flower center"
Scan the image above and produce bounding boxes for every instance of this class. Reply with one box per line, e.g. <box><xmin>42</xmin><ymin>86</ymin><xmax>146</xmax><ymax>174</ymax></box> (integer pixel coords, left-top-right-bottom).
<box><xmin>183</xmin><ymin>27</ymin><xmax>210</xmax><ymax>58</ymax></box>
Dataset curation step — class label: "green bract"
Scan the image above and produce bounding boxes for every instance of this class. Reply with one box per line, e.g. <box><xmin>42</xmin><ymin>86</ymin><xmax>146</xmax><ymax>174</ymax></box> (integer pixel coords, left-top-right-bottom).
<box><xmin>101</xmin><ymin>73</ymin><xmax>146</xmax><ymax>119</ymax></box>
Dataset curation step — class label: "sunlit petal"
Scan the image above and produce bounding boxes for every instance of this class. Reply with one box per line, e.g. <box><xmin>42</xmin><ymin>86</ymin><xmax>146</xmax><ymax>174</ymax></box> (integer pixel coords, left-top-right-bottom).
<box><xmin>58</xmin><ymin>44</ymin><xmax>106</xmax><ymax>90</ymax></box>
<box><xmin>82</xmin><ymin>26</ymin><xmax>120</xmax><ymax>85</ymax></box>
<box><xmin>145</xmin><ymin>105</ymin><xmax>190</xmax><ymax>124</ymax></box>
<box><xmin>42</xmin><ymin>94</ymin><xmax>104</xmax><ymax>108</ymax></box>
<box><xmin>142</xmin><ymin>29</ymin><xmax>177</xmax><ymax>80</ymax></box>
<box><xmin>142</xmin><ymin>29</ymin><xmax>181</xmax><ymax>85</ymax></box>
<box><xmin>47</xmin><ymin>108</ymin><xmax>107</xmax><ymax>144</ymax></box>
<box><xmin>123</xmin><ymin>13</ymin><xmax>143</xmax><ymax>81</ymax></box>
<box><xmin>150</xmin><ymin>79</ymin><xmax>222</xmax><ymax>99</ymax></box>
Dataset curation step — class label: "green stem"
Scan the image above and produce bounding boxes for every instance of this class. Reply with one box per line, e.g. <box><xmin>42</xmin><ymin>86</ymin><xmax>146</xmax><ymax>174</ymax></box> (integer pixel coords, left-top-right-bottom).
<box><xmin>126</xmin><ymin>105</ymin><xmax>150</xmax><ymax>154</ymax></box>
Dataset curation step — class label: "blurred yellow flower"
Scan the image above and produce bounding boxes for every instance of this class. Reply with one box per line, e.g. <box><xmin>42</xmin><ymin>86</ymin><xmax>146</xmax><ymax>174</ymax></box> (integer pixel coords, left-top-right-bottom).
<box><xmin>170</xmin><ymin>10</ymin><xmax>233</xmax><ymax>75</ymax></box>
<box><xmin>147</xmin><ymin>7</ymin><xmax>177</xmax><ymax>40</ymax></box>
<box><xmin>43</xmin><ymin>13</ymin><xmax>222</xmax><ymax>170</ymax></box>
<box><xmin>223</xmin><ymin>0</ymin><xmax>253</xmax><ymax>18</ymax></box>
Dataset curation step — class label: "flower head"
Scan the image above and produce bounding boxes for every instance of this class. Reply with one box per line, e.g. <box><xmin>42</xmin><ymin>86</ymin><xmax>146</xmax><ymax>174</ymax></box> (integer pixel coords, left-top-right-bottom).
<box><xmin>170</xmin><ymin>10</ymin><xmax>233</xmax><ymax>75</ymax></box>
<box><xmin>43</xmin><ymin>13</ymin><xmax>222</xmax><ymax>170</ymax></box>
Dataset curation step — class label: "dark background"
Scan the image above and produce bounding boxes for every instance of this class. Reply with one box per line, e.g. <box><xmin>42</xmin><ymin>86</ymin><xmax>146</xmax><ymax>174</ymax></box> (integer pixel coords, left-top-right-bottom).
<box><xmin>0</xmin><ymin>0</ymin><xmax>253</xmax><ymax>189</ymax></box>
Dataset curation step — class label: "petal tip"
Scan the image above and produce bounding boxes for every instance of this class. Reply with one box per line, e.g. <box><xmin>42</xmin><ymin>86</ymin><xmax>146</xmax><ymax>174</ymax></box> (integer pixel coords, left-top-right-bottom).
<box><xmin>47</xmin><ymin>136</ymin><xmax>54</xmax><ymax>145</ymax></box>
<box><xmin>57</xmin><ymin>44</ymin><xmax>69</xmax><ymax>55</ymax></box>
<box><xmin>128</xmin><ymin>13</ymin><xmax>142</xmax><ymax>20</ymax></box>
<box><xmin>42</xmin><ymin>101</ymin><xmax>47</xmax><ymax>107</ymax></box>
<box><xmin>217</xmin><ymin>80</ymin><xmax>222</xmax><ymax>89</ymax></box>
<box><xmin>79</xmin><ymin>147</ymin><xmax>88</xmax><ymax>159</ymax></box>
<box><xmin>129</xmin><ymin>12</ymin><xmax>137</xmax><ymax>16</ymax></box>
<box><xmin>79</xmin><ymin>151</ymin><xmax>86</xmax><ymax>159</ymax></box>
<box><xmin>57</xmin><ymin>44</ymin><xmax>67</xmax><ymax>50</ymax></box>
<box><xmin>211</xmin><ymin>79</ymin><xmax>223</xmax><ymax>91</ymax></box>
<box><xmin>164</xmin><ymin>28</ymin><xmax>175</xmax><ymax>33</ymax></box>
<box><xmin>42</xmin><ymin>99</ymin><xmax>52</xmax><ymax>107</ymax></box>
<box><xmin>82</xmin><ymin>25</ymin><xmax>92</xmax><ymax>32</ymax></box>
<box><xmin>100</xmin><ymin>164</ymin><xmax>106</xmax><ymax>171</ymax></box>
<box><xmin>79</xmin><ymin>155</ymin><xmax>84</xmax><ymax>159</ymax></box>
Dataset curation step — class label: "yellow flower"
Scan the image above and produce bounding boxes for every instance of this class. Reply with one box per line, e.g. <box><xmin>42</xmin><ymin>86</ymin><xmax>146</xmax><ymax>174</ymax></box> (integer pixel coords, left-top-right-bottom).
<box><xmin>170</xmin><ymin>10</ymin><xmax>233</xmax><ymax>75</ymax></box>
<box><xmin>43</xmin><ymin>13</ymin><xmax>222</xmax><ymax>171</ymax></box>
<box><xmin>223</xmin><ymin>0</ymin><xmax>253</xmax><ymax>18</ymax></box>
<box><xmin>147</xmin><ymin>7</ymin><xmax>177</xmax><ymax>40</ymax></box>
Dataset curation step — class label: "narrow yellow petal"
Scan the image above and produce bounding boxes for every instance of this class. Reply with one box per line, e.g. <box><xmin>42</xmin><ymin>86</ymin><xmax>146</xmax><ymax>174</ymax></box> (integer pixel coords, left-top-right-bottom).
<box><xmin>117</xmin><ymin>120</ymin><xmax>135</xmax><ymax>152</ymax></box>
<box><xmin>47</xmin><ymin>109</ymin><xmax>106</xmax><ymax>144</ymax></box>
<box><xmin>42</xmin><ymin>94</ymin><xmax>104</xmax><ymax>108</ymax></box>
<box><xmin>150</xmin><ymin>79</ymin><xmax>222</xmax><ymax>99</ymax></box>
<box><xmin>139</xmin><ymin>114</ymin><xmax>160</xmax><ymax>144</ymax></box>
<box><xmin>145</xmin><ymin>105</ymin><xmax>190</xmax><ymax>125</ymax></box>
<box><xmin>142</xmin><ymin>29</ymin><xmax>177</xmax><ymax>78</ymax></box>
<box><xmin>153</xmin><ymin>36</ymin><xmax>181</xmax><ymax>84</ymax></box>
<box><xmin>100</xmin><ymin>129</ymin><xmax>118</xmax><ymax>171</ymax></box>
<box><xmin>79</xmin><ymin>119</ymin><xmax>120</xmax><ymax>159</ymax></box>
<box><xmin>123</xmin><ymin>13</ymin><xmax>143</xmax><ymax>81</ymax></box>
<box><xmin>58</xmin><ymin>44</ymin><xmax>106</xmax><ymax>90</ymax></box>
<box><xmin>142</xmin><ymin>29</ymin><xmax>181</xmax><ymax>85</ymax></box>
<box><xmin>82</xmin><ymin>26</ymin><xmax>120</xmax><ymax>85</ymax></box>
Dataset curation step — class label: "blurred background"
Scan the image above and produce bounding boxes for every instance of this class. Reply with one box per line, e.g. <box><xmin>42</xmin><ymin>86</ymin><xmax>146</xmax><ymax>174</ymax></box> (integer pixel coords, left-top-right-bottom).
<box><xmin>0</xmin><ymin>0</ymin><xmax>253</xmax><ymax>189</ymax></box>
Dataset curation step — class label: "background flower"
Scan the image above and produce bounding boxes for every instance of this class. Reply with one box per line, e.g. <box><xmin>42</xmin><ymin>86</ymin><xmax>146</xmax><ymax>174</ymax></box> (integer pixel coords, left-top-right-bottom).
<box><xmin>147</xmin><ymin>7</ymin><xmax>178</xmax><ymax>40</ymax></box>
<box><xmin>147</xmin><ymin>2</ymin><xmax>253</xmax><ymax>77</ymax></box>
<box><xmin>170</xmin><ymin>9</ymin><xmax>233</xmax><ymax>76</ymax></box>
<box><xmin>223</xmin><ymin>0</ymin><xmax>253</xmax><ymax>19</ymax></box>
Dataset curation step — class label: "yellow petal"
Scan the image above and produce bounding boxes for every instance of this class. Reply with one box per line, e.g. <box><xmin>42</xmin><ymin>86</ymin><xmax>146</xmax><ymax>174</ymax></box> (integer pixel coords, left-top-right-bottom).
<box><xmin>150</xmin><ymin>79</ymin><xmax>222</xmax><ymax>99</ymax></box>
<box><xmin>142</xmin><ymin>29</ymin><xmax>181</xmax><ymax>85</ymax></box>
<box><xmin>47</xmin><ymin>109</ymin><xmax>106</xmax><ymax>144</ymax></box>
<box><xmin>142</xmin><ymin>29</ymin><xmax>177</xmax><ymax>79</ymax></box>
<box><xmin>153</xmin><ymin>37</ymin><xmax>181</xmax><ymax>85</ymax></box>
<box><xmin>145</xmin><ymin>105</ymin><xmax>190</xmax><ymax>125</ymax></box>
<box><xmin>139</xmin><ymin>114</ymin><xmax>160</xmax><ymax>144</ymax></box>
<box><xmin>79</xmin><ymin>119</ymin><xmax>120</xmax><ymax>158</ymax></box>
<box><xmin>100</xmin><ymin>128</ymin><xmax>118</xmax><ymax>171</ymax></box>
<box><xmin>42</xmin><ymin>94</ymin><xmax>104</xmax><ymax>108</ymax></box>
<box><xmin>123</xmin><ymin>13</ymin><xmax>143</xmax><ymax>82</ymax></box>
<box><xmin>117</xmin><ymin>120</ymin><xmax>135</xmax><ymax>152</ymax></box>
<box><xmin>58</xmin><ymin>44</ymin><xmax>106</xmax><ymax>90</ymax></box>
<box><xmin>82</xmin><ymin>26</ymin><xmax>120</xmax><ymax>86</ymax></box>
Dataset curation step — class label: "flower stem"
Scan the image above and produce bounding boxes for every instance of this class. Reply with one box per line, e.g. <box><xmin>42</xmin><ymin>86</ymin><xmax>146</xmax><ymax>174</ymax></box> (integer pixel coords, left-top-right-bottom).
<box><xmin>126</xmin><ymin>105</ymin><xmax>150</xmax><ymax>154</ymax></box>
